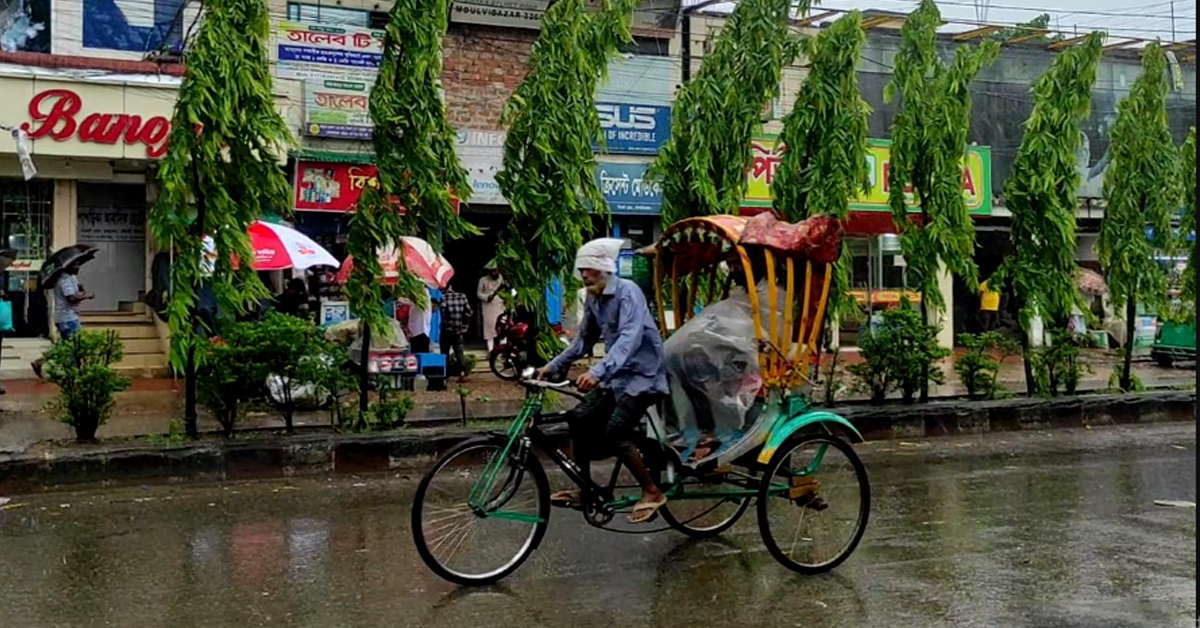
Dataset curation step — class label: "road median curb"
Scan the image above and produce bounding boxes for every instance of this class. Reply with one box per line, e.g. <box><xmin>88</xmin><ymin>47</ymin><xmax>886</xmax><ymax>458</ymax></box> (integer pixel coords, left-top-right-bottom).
<box><xmin>0</xmin><ymin>391</ymin><xmax>1193</xmax><ymax>494</ymax></box>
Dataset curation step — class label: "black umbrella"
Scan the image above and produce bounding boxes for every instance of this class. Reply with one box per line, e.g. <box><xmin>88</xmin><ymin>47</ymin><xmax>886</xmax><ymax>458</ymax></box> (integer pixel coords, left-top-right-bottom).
<box><xmin>0</xmin><ymin>249</ymin><xmax>18</xmax><ymax>274</ymax></box>
<box><xmin>39</xmin><ymin>244</ymin><xmax>98</xmax><ymax>291</ymax></box>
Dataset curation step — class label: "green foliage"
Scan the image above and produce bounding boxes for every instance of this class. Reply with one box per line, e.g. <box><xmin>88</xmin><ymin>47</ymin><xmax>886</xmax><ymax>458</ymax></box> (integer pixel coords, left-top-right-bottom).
<box><xmin>493</xmin><ymin>0</ymin><xmax>636</xmax><ymax>355</ymax></box>
<box><xmin>199</xmin><ymin>313</ymin><xmax>349</xmax><ymax>435</ymax></box>
<box><xmin>1029</xmin><ymin>332</ymin><xmax>1094</xmax><ymax>396</ymax></box>
<box><xmin>848</xmin><ymin>305</ymin><xmax>950</xmax><ymax>403</ymax></box>
<box><xmin>1108</xmin><ymin>363</ymin><xmax>1146</xmax><ymax>393</ymax></box>
<box><xmin>346</xmin><ymin>0</ymin><xmax>476</xmax><ymax>334</ymax></box>
<box><xmin>887</xmin><ymin>0</ymin><xmax>998</xmax><ymax>315</ymax></box>
<box><xmin>993</xmin><ymin>32</ymin><xmax>1103</xmax><ymax>344</ymax></box>
<box><xmin>771</xmin><ymin>10</ymin><xmax>870</xmax><ymax>322</ymax></box>
<box><xmin>955</xmin><ymin>331</ymin><xmax>1021</xmax><ymax>399</ymax></box>
<box><xmin>148</xmin><ymin>419</ymin><xmax>189</xmax><ymax>446</ymax></box>
<box><xmin>44</xmin><ymin>331</ymin><xmax>131</xmax><ymax>441</ymax></box>
<box><xmin>654</xmin><ymin>0</ymin><xmax>802</xmax><ymax>224</ymax></box>
<box><xmin>340</xmin><ymin>379</ymin><xmax>414</xmax><ymax>433</ymax></box>
<box><xmin>150</xmin><ymin>0</ymin><xmax>293</xmax><ymax>375</ymax></box>
<box><xmin>817</xmin><ymin>344</ymin><xmax>849</xmax><ymax>407</ymax></box>
<box><xmin>1180</xmin><ymin>127</ymin><xmax>1196</xmax><ymax>321</ymax></box>
<box><xmin>1099</xmin><ymin>43</ymin><xmax>1180</xmax><ymax>314</ymax></box>
<box><xmin>1098</xmin><ymin>43</ymin><xmax>1181</xmax><ymax>391</ymax></box>
<box><xmin>991</xmin><ymin>14</ymin><xmax>1066</xmax><ymax>43</ymax></box>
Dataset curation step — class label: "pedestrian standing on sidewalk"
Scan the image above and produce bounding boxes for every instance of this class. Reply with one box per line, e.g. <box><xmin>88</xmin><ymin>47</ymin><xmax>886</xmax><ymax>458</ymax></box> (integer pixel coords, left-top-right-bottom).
<box><xmin>400</xmin><ymin>290</ymin><xmax>433</xmax><ymax>354</ymax></box>
<box><xmin>477</xmin><ymin>262</ymin><xmax>506</xmax><ymax>352</ymax></box>
<box><xmin>441</xmin><ymin>285</ymin><xmax>473</xmax><ymax>380</ymax></box>
<box><xmin>32</xmin><ymin>262</ymin><xmax>94</xmax><ymax>379</ymax></box>
<box><xmin>979</xmin><ymin>280</ymin><xmax>1000</xmax><ymax>332</ymax></box>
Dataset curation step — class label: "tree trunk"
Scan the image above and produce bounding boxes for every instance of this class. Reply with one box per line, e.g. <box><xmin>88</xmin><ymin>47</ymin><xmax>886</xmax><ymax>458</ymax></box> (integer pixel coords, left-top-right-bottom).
<box><xmin>358</xmin><ymin>321</ymin><xmax>372</xmax><ymax>417</ymax></box>
<box><xmin>1021</xmin><ymin>326</ymin><xmax>1036</xmax><ymax>397</ymax></box>
<box><xmin>184</xmin><ymin>160</ymin><xmax>208</xmax><ymax>439</ymax></box>
<box><xmin>1122</xmin><ymin>295</ymin><xmax>1136</xmax><ymax>391</ymax></box>
<box><xmin>185</xmin><ymin>347</ymin><xmax>199</xmax><ymax>438</ymax></box>
<box><xmin>919</xmin><ymin>293</ymin><xmax>931</xmax><ymax>403</ymax></box>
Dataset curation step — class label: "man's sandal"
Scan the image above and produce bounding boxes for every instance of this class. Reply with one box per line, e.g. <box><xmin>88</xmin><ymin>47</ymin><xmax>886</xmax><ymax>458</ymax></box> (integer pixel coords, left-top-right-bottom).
<box><xmin>628</xmin><ymin>495</ymin><xmax>668</xmax><ymax>524</ymax></box>
<box><xmin>550</xmin><ymin>490</ymin><xmax>583</xmax><ymax>510</ymax></box>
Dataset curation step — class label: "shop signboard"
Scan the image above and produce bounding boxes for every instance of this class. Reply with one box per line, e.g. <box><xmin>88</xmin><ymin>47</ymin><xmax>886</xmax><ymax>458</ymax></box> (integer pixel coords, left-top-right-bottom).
<box><xmin>304</xmin><ymin>79</ymin><xmax>372</xmax><ymax>139</ymax></box>
<box><xmin>595</xmin><ymin>103</ymin><xmax>671</xmax><ymax>155</ymax></box>
<box><xmin>741</xmin><ymin>137</ymin><xmax>992</xmax><ymax>215</ymax></box>
<box><xmin>294</xmin><ymin>160</ymin><xmax>460</xmax><ymax>213</ymax></box>
<box><xmin>456</xmin><ymin>129</ymin><xmax>506</xmax><ymax>205</ymax></box>
<box><xmin>450</xmin><ymin>0</ymin><xmax>548</xmax><ymax>30</ymax></box>
<box><xmin>78</xmin><ymin>204</ymin><xmax>144</xmax><ymax>243</ymax></box>
<box><xmin>596</xmin><ymin>161</ymin><xmax>662</xmax><ymax>215</ymax></box>
<box><xmin>276</xmin><ymin>22</ymin><xmax>384</xmax><ymax>81</ymax></box>
<box><xmin>0</xmin><ymin>79</ymin><xmax>176</xmax><ymax>159</ymax></box>
<box><xmin>320</xmin><ymin>301</ymin><xmax>354</xmax><ymax>327</ymax></box>
<box><xmin>295</xmin><ymin>161</ymin><xmax>380</xmax><ymax>212</ymax></box>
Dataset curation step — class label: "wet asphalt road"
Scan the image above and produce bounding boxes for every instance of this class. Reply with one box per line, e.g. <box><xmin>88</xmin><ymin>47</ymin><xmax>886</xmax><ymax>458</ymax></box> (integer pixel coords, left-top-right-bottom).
<box><xmin>1</xmin><ymin>423</ymin><xmax>1195</xmax><ymax>628</ymax></box>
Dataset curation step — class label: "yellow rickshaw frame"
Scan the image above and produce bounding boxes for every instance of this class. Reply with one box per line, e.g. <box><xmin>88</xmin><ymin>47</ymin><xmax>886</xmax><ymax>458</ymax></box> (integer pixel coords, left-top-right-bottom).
<box><xmin>641</xmin><ymin>215</ymin><xmax>835</xmax><ymax>392</ymax></box>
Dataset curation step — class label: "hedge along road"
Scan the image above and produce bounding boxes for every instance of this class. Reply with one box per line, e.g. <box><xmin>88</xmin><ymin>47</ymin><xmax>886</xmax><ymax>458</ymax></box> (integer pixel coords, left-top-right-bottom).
<box><xmin>0</xmin><ymin>423</ymin><xmax>1194</xmax><ymax>628</ymax></box>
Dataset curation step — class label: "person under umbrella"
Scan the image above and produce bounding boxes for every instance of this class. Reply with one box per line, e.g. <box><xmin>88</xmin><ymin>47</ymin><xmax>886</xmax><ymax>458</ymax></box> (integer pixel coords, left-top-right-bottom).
<box><xmin>32</xmin><ymin>246</ymin><xmax>98</xmax><ymax>379</ymax></box>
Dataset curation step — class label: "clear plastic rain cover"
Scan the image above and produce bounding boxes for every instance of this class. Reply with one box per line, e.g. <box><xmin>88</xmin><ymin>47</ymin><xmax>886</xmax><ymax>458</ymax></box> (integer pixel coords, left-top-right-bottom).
<box><xmin>663</xmin><ymin>281</ymin><xmax>785</xmax><ymax>461</ymax></box>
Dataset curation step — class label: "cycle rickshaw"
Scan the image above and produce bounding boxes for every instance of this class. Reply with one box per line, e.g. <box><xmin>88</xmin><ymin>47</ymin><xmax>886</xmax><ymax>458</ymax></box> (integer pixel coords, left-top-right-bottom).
<box><xmin>411</xmin><ymin>212</ymin><xmax>870</xmax><ymax>586</ymax></box>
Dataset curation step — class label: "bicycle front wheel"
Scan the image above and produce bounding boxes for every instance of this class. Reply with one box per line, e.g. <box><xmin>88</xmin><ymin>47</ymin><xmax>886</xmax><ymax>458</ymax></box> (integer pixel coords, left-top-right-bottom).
<box><xmin>412</xmin><ymin>437</ymin><xmax>550</xmax><ymax>586</ymax></box>
<box><xmin>756</xmin><ymin>435</ymin><xmax>870</xmax><ymax>574</ymax></box>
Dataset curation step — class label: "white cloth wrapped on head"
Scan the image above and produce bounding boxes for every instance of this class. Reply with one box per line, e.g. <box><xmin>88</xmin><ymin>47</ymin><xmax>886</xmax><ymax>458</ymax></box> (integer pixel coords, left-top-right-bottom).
<box><xmin>574</xmin><ymin>238</ymin><xmax>624</xmax><ymax>276</ymax></box>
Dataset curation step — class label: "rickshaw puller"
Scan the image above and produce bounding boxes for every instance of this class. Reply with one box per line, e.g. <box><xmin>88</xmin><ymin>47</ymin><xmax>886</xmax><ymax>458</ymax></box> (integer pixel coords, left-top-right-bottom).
<box><xmin>537</xmin><ymin>238</ymin><xmax>669</xmax><ymax>524</ymax></box>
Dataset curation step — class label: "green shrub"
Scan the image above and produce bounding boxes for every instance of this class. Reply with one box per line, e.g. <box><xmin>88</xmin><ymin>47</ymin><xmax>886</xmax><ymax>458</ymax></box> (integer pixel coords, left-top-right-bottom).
<box><xmin>1029</xmin><ymin>332</ymin><xmax>1095</xmax><ymax>397</ymax></box>
<box><xmin>955</xmin><ymin>332</ymin><xmax>1022</xmax><ymax>400</ymax></box>
<box><xmin>339</xmin><ymin>378</ymin><xmax>414</xmax><ymax>433</ymax></box>
<box><xmin>849</xmin><ymin>306</ymin><xmax>950</xmax><ymax>403</ymax></box>
<box><xmin>199</xmin><ymin>313</ymin><xmax>351</xmax><ymax>435</ymax></box>
<box><xmin>44</xmin><ymin>331</ymin><xmax>131</xmax><ymax>441</ymax></box>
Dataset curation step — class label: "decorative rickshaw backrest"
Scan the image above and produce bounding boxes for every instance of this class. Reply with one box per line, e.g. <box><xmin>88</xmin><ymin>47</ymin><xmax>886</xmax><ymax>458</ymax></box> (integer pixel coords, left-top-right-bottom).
<box><xmin>648</xmin><ymin>212</ymin><xmax>843</xmax><ymax>391</ymax></box>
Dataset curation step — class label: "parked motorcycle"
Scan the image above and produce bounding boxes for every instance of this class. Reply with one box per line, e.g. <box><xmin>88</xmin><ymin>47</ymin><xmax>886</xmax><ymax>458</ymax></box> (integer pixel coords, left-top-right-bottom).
<box><xmin>488</xmin><ymin>311</ymin><xmax>534</xmax><ymax>381</ymax></box>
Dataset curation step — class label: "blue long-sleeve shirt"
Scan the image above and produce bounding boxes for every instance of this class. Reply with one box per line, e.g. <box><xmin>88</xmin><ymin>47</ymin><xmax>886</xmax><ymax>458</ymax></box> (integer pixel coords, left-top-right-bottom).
<box><xmin>547</xmin><ymin>277</ymin><xmax>668</xmax><ymax>398</ymax></box>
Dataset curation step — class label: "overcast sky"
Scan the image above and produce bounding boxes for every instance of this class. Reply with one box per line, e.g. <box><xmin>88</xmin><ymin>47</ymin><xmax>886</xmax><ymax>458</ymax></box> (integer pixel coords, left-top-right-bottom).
<box><xmin>690</xmin><ymin>0</ymin><xmax>1196</xmax><ymax>44</ymax></box>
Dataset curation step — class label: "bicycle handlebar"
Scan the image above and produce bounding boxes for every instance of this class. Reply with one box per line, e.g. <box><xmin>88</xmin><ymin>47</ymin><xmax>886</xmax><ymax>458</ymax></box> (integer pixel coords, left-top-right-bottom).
<box><xmin>517</xmin><ymin>368</ymin><xmax>586</xmax><ymax>400</ymax></box>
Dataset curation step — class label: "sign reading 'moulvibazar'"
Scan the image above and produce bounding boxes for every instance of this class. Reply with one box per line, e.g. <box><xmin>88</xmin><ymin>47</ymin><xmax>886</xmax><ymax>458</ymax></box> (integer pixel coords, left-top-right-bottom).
<box><xmin>742</xmin><ymin>137</ymin><xmax>993</xmax><ymax>215</ymax></box>
<box><xmin>276</xmin><ymin>22</ymin><xmax>384</xmax><ymax>81</ymax></box>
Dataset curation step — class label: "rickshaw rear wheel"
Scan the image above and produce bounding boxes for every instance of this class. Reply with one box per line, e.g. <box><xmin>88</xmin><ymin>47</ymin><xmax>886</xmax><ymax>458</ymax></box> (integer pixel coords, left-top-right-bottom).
<box><xmin>756</xmin><ymin>434</ymin><xmax>870</xmax><ymax>575</ymax></box>
<box><xmin>660</xmin><ymin>474</ymin><xmax>753</xmax><ymax>539</ymax></box>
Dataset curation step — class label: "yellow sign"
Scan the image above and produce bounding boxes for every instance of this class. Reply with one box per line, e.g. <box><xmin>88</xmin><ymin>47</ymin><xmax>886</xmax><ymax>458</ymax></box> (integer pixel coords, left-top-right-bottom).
<box><xmin>743</xmin><ymin>137</ymin><xmax>993</xmax><ymax>215</ymax></box>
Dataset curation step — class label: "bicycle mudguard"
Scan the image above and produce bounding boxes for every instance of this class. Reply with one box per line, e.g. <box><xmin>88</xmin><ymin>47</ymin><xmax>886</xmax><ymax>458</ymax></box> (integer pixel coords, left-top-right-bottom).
<box><xmin>756</xmin><ymin>411</ymin><xmax>864</xmax><ymax>465</ymax></box>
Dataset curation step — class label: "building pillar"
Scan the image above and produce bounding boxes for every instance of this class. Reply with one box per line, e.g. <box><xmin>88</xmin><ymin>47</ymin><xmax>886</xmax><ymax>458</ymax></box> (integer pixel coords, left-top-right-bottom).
<box><xmin>928</xmin><ymin>259</ymin><xmax>954</xmax><ymax>349</ymax></box>
<box><xmin>51</xmin><ymin>179</ymin><xmax>77</xmax><ymax>251</ymax></box>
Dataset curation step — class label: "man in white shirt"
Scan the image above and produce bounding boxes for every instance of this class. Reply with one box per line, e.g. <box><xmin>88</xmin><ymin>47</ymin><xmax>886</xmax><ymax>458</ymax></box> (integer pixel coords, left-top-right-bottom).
<box><xmin>400</xmin><ymin>292</ymin><xmax>433</xmax><ymax>353</ymax></box>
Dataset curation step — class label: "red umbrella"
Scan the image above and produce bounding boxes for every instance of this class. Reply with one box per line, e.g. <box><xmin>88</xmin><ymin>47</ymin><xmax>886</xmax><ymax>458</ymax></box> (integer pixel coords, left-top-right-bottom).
<box><xmin>1077</xmin><ymin>268</ymin><xmax>1108</xmax><ymax>296</ymax></box>
<box><xmin>336</xmin><ymin>236</ymin><xmax>454</xmax><ymax>289</ymax></box>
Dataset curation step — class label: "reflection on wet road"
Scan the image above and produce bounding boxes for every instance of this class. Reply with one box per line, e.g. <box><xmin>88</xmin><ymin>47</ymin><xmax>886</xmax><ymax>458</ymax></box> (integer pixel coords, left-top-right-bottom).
<box><xmin>1</xmin><ymin>424</ymin><xmax>1195</xmax><ymax>628</ymax></box>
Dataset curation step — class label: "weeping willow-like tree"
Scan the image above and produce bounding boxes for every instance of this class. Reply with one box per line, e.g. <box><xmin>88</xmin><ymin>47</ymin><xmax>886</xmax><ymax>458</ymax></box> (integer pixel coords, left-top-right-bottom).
<box><xmin>886</xmin><ymin>0</ymin><xmax>998</xmax><ymax>400</ymax></box>
<box><xmin>1181</xmin><ymin>127</ymin><xmax>1197</xmax><ymax>319</ymax></box>
<box><xmin>992</xmin><ymin>31</ymin><xmax>1104</xmax><ymax>395</ymax></box>
<box><xmin>1097</xmin><ymin>42</ymin><xmax>1181</xmax><ymax>391</ymax></box>
<box><xmin>770</xmin><ymin>10</ymin><xmax>870</xmax><ymax>323</ymax></box>
<box><xmin>654</xmin><ymin>0</ymin><xmax>801</xmax><ymax>225</ymax></box>
<box><xmin>493</xmin><ymin>0</ymin><xmax>637</xmax><ymax>357</ymax></box>
<box><xmin>149</xmin><ymin>0</ymin><xmax>293</xmax><ymax>437</ymax></box>
<box><xmin>345</xmin><ymin>0</ymin><xmax>475</xmax><ymax>411</ymax></box>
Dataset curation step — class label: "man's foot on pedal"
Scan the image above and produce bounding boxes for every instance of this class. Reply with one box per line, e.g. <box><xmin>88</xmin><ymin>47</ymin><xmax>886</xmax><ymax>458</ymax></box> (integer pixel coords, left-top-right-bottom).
<box><xmin>550</xmin><ymin>490</ymin><xmax>583</xmax><ymax>510</ymax></box>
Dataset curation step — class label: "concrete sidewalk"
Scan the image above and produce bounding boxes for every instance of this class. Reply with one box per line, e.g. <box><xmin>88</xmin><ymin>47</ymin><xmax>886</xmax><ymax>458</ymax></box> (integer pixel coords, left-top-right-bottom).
<box><xmin>0</xmin><ymin>351</ymin><xmax>1192</xmax><ymax>456</ymax></box>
